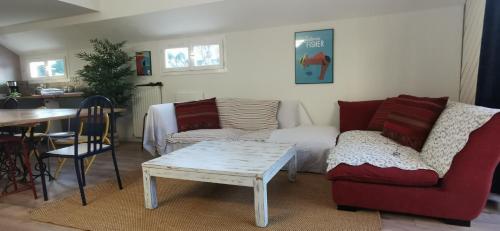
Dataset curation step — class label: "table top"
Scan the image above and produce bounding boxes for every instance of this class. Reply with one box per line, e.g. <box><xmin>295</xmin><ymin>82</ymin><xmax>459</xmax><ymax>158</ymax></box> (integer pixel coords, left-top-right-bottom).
<box><xmin>0</xmin><ymin>108</ymin><xmax>126</xmax><ymax>127</ymax></box>
<box><xmin>142</xmin><ymin>140</ymin><xmax>295</xmax><ymax>178</ymax></box>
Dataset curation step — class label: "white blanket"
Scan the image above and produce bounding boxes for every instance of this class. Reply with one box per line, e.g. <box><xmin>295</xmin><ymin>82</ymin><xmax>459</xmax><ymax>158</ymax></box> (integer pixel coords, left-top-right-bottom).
<box><xmin>327</xmin><ymin>102</ymin><xmax>499</xmax><ymax>177</ymax></box>
<box><xmin>142</xmin><ymin>103</ymin><xmax>178</xmax><ymax>155</ymax></box>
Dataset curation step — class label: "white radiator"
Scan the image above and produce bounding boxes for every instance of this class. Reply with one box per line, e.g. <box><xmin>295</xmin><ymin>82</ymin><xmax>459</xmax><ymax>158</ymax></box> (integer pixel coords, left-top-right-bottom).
<box><xmin>132</xmin><ymin>83</ymin><xmax>163</xmax><ymax>138</ymax></box>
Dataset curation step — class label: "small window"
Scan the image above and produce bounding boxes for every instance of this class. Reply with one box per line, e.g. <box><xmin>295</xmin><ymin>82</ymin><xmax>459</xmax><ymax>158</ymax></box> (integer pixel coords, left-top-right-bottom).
<box><xmin>165</xmin><ymin>47</ymin><xmax>189</xmax><ymax>69</ymax></box>
<box><xmin>28</xmin><ymin>58</ymin><xmax>66</xmax><ymax>79</ymax></box>
<box><xmin>162</xmin><ymin>39</ymin><xmax>224</xmax><ymax>73</ymax></box>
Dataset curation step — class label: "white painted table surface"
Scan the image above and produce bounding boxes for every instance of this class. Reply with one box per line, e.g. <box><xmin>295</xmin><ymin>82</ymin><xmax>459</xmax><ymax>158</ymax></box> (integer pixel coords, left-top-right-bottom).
<box><xmin>142</xmin><ymin>140</ymin><xmax>297</xmax><ymax>227</ymax></box>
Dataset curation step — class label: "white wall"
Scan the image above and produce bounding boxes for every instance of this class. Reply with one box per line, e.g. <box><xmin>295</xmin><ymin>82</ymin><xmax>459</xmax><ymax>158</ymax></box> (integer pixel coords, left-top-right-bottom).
<box><xmin>132</xmin><ymin>6</ymin><xmax>463</xmax><ymax>124</ymax></box>
<box><xmin>20</xmin><ymin>5</ymin><xmax>464</xmax><ymax>140</ymax></box>
<box><xmin>0</xmin><ymin>44</ymin><xmax>21</xmax><ymax>82</ymax></box>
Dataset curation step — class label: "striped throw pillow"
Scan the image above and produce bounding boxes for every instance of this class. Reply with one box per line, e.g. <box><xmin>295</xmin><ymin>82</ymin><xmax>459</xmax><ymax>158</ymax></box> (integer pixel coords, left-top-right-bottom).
<box><xmin>216</xmin><ymin>98</ymin><xmax>279</xmax><ymax>131</ymax></box>
<box><xmin>381</xmin><ymin>98</ymin><xmax>446</xmax><ymax>151</ymax></box>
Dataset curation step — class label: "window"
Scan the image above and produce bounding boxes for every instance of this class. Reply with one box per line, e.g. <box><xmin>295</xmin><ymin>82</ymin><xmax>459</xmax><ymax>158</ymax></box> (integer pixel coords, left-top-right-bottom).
<box><xmin>27</xmin><ymin>57</ymin><xmax>66</xmax><ymax>79</ymax></box>
<box><xmin>162</xmin><ymin>39</ymin><xmax>224</xmax><ymax>73</ymax></box>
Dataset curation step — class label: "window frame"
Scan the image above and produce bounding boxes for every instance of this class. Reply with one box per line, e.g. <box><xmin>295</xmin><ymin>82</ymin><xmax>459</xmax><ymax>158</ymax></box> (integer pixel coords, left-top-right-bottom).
<box><xmin>23</xmin><ymin>53</ymin><xmax>68</xmax><ymax>83</ymax></box>
<box><xmin>160</xmin><ymin>37</ymin><xmax>226</xmax><ymax>74</ymax></box>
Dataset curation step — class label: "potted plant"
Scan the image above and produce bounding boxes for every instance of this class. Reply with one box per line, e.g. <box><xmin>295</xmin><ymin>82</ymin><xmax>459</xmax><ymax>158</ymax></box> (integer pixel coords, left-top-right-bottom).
<box><xmin>76</xmin><ymin>38</ymin><xmax>134</xmax><ymax>107</ymax></box>
<box><xmin>76</xmin><ymin>39</ymin><xmax>135</xmax><ymax>144</ymax></box>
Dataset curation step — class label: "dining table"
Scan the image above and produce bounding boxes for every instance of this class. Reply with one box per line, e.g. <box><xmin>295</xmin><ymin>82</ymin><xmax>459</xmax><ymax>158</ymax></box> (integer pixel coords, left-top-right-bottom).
<box><xmin>0</xmin><ymin>108</ymin><xmax>125</xmax><ymax>199</ymax></box>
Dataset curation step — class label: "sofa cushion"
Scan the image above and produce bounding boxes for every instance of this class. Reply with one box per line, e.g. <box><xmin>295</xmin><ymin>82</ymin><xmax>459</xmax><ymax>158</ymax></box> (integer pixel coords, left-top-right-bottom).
<box><xmin>326</xmin><ymin>131</ymin><xmax>435</xmax><ymax>173</ymax></box>
<box><xmin>382</xmin><ymin>98</ymin><xmax>446</xmax><ymax>151</ymax></box>
<box><xmin>269</xmin><ymin>125</ymin><xmax>339</xmax><ymax>173</ymax></box>
<box><xmin>174</xmin><ymin>98</ymin><xmax>220</xmax><ymax>132</ymax></box>
<box><xmin>166</xmin><ymin>128</ymin><xmax>245</xmax><ymax>144</ymax></box>
<box><xmin>216</xmin><ymin>98</ymin><xmax>279</xmax><ymax>131</ymax></box>
<box><xmin>327</xmin><ymin>163</ymin><xmax>439</xmax><ymax>187</ymax></box>
<box><xmin>238</xmin><ymin>130</ymin><xmax>273</xmax><ymax>141</ymax></box>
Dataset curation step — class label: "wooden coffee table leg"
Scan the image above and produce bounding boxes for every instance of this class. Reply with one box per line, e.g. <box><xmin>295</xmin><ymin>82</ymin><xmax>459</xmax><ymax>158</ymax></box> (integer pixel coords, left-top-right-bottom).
<box><xmin>254</xmin><ymin>178</ymin><xmax>268</xmax><ymax>227</ymax></box>
<box><xmin>288</xmin><ymin>152</ymin><xmax>297</xmax><ymax>182</ymax></box>
<box><xmin>143</xmin><ymin>169</ymin><xmax>158</xmax><ymax>209</ymax></box>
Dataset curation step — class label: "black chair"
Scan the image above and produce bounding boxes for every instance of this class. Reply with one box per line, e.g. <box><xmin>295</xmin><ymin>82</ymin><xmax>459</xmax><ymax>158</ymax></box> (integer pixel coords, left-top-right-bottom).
<box><xmin>38</xmin><ymin>96</ymin><xmax>123</xmax><ymax>205</ymax></box>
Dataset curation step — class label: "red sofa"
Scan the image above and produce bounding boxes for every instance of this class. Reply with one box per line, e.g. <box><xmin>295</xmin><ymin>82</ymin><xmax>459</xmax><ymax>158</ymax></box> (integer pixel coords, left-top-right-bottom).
<box><xmin>327</xmin><ymin>100</ymin><xmax>500</xmax><ymax>226</ymax></box>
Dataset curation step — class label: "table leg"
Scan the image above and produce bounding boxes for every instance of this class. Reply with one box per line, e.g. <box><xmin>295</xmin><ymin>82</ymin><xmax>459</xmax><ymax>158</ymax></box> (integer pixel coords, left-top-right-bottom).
<box><xmin>143</xmin><ymin>170</ymin><xmax>157</xmax><ymax>209</ymax></box>
<box><xmin>288</xmin><ymin>152</ymin><xmax>297</xmax><ymax>182</ymax></box>
<box><xmin>253</xmin><ymin>178</ymin><xmax>268</xmax><ymax>227</ymax></box>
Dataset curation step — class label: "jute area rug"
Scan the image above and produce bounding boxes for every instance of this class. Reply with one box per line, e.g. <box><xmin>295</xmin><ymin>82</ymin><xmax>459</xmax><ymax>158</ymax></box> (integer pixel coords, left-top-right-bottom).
<box><xmin>31</xmin><ymin>172</ymin><xmax>381</xmax><ymax>231</ymax></box>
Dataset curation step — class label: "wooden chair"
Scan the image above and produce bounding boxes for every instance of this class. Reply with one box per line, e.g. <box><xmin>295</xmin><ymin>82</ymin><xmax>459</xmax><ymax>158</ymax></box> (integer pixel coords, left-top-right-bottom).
<box><xmin>38</xmin><ymin>95</ymin><xmax>123</xmax><ymax>206</ymax></box>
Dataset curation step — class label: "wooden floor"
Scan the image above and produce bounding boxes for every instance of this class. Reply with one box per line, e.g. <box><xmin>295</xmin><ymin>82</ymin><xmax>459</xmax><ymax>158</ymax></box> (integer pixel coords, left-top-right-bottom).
<box><xmin>0</xmin><ymin>142</ymin><xmax>499</xmax><ymax>231</ymax></box>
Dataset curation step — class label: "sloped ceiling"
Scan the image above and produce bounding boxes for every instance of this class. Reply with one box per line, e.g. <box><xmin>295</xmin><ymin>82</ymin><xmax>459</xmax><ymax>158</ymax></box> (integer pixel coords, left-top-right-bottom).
<box><xmin>0</xmin><ymin>0</ymin><xmax>465</xmax><ymax>54</ymax></box>
<box><xmin>0</xmin><ymin>0</ymin><xmax>97</xmax><ymax>27</ymax></box>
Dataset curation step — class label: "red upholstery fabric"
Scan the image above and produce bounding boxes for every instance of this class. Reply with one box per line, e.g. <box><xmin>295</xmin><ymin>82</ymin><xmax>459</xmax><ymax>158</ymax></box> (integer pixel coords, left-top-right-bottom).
<box><xmin>338</xmin><ymin>100</ymin><xmax>383</xmax><ymax>132</ymax></box>
<box><xmin>367</xmin><ymin>98</ymin><xmax>398</xmax><ymax>131</ymax></box>
<box><xmin>329</xmin><ymin>113</ymin><xmax>500</xmax><ymax>221</ymax></box>
<box><xmin>398</xmin><ymin>94</ymin><xmax>449</xmax><ymax>107</ymax></box>
<box><xmin>174</xmin><ymin>98</ymin><xmax>221</xmax><ymax>132</ymax></box>
<box><xmin>327</xmin><ymin>163</ymin><xmax>439</xmax><ymax>187</ymax></box>
<box><xmin>382</xmin><ymin>98</ymin><xmax>446</xmax><ymax>151</ymax></box>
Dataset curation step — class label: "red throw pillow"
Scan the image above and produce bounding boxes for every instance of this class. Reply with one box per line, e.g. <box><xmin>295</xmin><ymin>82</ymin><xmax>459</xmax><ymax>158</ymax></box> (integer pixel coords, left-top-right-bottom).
<box><xmin>398</xmin><ymin>94</ymin><xmax>449</xmax><ymax>107</ymax></box>
<box><xmin>367</xmin><ymin>95</ymin><xmax>448</xmax><ymax>131</ymax></box>
<box><xmin>367</xmin><ymin>98</ymin><xmax>399</xmax><ymax>131</ymax></box>
<box><xmin>174</xmin><ymin>98</ymin><xmax>221</xmax><ymax>132</ymax></box>
<box><xmin>382</xmin><ymin>98</ymin><xmax>446</xmax><ymax>151</ymax></box>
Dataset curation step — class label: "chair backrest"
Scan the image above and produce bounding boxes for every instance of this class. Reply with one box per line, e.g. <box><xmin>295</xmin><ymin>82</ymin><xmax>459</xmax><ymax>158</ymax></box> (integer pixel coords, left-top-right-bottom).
<box><xmin>1</xmin><ymin>97</ymin><xmax>18</xmax><ymax>109</ymax></box>
<box><xmin>75</xmin><ymin>95</ymin><xmax>115</xmax><ymax>156</ymax></box>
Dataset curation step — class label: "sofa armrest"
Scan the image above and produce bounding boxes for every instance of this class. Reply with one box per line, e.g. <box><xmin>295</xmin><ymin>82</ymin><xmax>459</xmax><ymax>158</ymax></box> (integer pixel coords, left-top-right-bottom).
<box><xmin>338</xmin><ymin>100</ymin><xmax>383</xmax><ymax>132</ymax></box>
<box><xmin>441</xmin><ymin>113</ymin><xmax>500</xmax><ymax>200</ymax></box>
<box><xmin>143</xmin><ymin>103</ymin><xmax>178</xmax><ymax>155</ymax></box>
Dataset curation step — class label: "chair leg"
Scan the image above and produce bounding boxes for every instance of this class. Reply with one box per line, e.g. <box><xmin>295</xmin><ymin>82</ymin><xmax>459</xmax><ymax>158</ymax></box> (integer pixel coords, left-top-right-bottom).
<box><xmin>74</xmin><ymin>159</ymin><xmax>87</xmax><ymax>206</ymax></box>
<box><xmin>37</xmin><ymin>157</ymin><xmax>48</xmax><ymax>201</ymax></box>
<box><xmin>54</xmin><ymin>158</ymin><xmax>66</xmax><ymax>179</ymax></box>
<box><xmin>80</xmin><ymin>159</ymin><xmax>86</xmax><ymax>186</ymax></box>
<box><xmin>111</xmin><ymin>147</ymin><xmax>123</xmax><ymax>190</ymax></box>
<box><xmin>84</xmin><ymin>156</ymin><xmax>96</xmax><ymax>175</ymax></box>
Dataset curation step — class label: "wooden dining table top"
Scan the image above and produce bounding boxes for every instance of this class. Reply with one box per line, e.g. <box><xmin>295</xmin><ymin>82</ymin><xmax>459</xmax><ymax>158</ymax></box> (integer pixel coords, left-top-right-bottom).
<box><xmin>0</xmin><ymin>108</ymin><xmax>126</xmax><ymax>127</ymax></box>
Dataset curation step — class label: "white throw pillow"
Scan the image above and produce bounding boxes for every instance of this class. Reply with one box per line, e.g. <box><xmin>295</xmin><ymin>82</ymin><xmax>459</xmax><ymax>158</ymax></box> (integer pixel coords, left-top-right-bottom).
<box><xmin>277</xmin><ymin>100</ymin><xmax>300</xmax><ymax>129</ymax></box>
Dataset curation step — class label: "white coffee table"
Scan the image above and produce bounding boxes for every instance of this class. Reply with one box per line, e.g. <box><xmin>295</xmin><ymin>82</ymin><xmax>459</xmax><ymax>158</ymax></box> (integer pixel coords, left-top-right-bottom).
<box><xmin>141</xmin><ymin>140</ymin><xmax>297</xmax><ymax>227</ymax></box>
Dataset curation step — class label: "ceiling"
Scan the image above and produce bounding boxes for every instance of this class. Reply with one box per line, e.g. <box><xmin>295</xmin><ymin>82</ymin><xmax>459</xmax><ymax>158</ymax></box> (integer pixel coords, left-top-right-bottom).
<box><xmin>0</xmin><ymin>0</ymin><xmax>97</xmax><ymax>27</ymax></box>
<box><xmin>0</xmin><ymin>0</ymin><xmax>465</xmax><ymax>54</ymax></box>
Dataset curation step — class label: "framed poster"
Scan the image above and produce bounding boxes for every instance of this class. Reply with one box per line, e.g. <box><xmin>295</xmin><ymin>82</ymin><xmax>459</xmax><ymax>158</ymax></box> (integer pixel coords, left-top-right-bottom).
<box><xmin>295</xmin><ymin>29</ymin><xmax>334</xmax><ymax>84</ymax></box>
<box><xmin>136</xmin><ymin>51</ymin><xmax>152</xmax><ymax>76</ymax></box>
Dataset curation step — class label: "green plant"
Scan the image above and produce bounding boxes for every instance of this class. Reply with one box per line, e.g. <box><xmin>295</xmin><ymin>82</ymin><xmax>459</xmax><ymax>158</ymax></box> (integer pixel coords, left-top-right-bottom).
<box><xmin>76</xmin><ymin>39</ymin><xmax>134</xmax><ymax>107</ymax></box>
<box><xmin>8</xmin><ymin>91</ymin><xmax>21</xmax><ymax>98</ymax></box>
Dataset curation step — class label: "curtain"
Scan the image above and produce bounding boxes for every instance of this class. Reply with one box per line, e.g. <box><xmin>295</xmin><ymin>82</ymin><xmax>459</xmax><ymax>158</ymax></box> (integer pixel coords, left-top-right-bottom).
<box><xmin>476</xmin><ymin>0</ymin><xmax>500</xmax><ymax>193</ymax></box>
